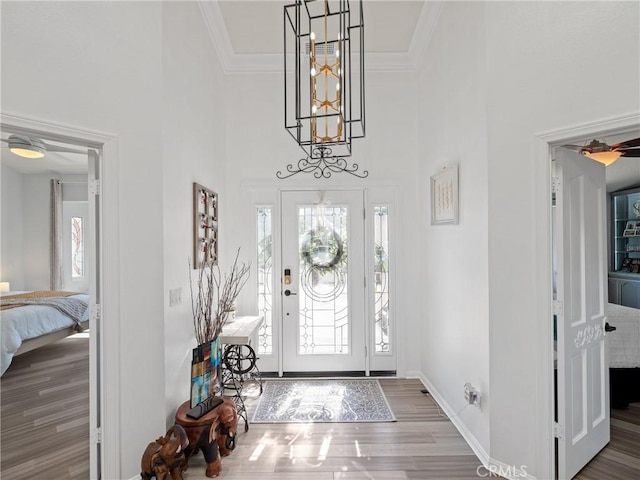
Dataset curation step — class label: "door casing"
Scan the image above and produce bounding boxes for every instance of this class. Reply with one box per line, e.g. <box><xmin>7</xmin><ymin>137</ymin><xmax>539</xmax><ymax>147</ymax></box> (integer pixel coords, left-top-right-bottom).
<box><xmin>0</xmin><ymin>113</ymin><xmax>116</xmax><ymax>479</ymax></box>
<box><xmin>249</xmin><ymin>185</ymin><xmax>398</xmax><ymax>377</ymax></box>
<box><xmin>532</xmin><ymin>113</ymin><xmax>640</xmax><ymax>479</ymax></box>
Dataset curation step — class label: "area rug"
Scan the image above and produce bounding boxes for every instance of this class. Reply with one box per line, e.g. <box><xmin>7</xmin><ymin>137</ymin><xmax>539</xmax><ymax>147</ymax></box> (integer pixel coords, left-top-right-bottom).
<box><xmin>251</xmin><ymin>379</ymin><xmax>396</xmax><ymax>423</ymax></box>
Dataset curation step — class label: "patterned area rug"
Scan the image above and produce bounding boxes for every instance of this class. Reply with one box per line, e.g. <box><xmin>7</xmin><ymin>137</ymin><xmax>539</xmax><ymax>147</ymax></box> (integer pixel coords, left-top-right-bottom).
<box><xmin>251</xmin><ymin>379</ymin><xmax>396</xmax><ymax>423</ymax></box>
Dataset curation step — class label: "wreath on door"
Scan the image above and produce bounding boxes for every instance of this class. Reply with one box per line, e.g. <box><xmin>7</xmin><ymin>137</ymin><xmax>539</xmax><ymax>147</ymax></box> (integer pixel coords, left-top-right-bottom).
<box><xmin>300</xmin><ymin>225</ymin><xmax>345</xmax><ymax>273</ymax></box>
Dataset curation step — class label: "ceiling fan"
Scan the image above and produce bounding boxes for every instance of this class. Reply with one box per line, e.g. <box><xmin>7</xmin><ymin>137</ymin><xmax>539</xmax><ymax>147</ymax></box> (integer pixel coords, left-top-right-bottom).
<box><xmin>562</xmin><ymin>136</ymin><xmax>640</xmax><ymax>166</ymax></box>
<box><xmin>1</xmin><ymin>134</ymin><xmax>86</xmax><ymax>159</ymax></box>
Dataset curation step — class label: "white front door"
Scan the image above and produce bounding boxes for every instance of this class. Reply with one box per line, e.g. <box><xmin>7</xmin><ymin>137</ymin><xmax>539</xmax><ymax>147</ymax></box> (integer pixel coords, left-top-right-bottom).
<box><xmin>281</xmin><ymin>190</ymin><xmax>366</xmax><ymax>372</ymax></box>
<box><xmin>555</xmin><ymin>147</ymin><xmax>610</xmax><ymax>479</ymax></box>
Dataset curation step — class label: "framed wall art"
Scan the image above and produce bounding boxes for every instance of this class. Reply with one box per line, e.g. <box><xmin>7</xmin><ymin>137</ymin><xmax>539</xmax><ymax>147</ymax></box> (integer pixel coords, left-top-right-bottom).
<box><xmin>193</xmin><ymin>182</ymin><xmax>218</xmax><ymax>268</ymax></box>
<box><xmin>431</xmin><ymin>165</ymin><xmax>459</xmax><ymax>225</ymax></box>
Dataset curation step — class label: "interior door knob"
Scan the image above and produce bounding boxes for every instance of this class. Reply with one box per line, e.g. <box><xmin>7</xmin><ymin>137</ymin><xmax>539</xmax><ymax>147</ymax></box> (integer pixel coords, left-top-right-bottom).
<box><xmin>284</xmin><ymin>289</ymin><xmax>297</xmax><ymax>296</ymax></box>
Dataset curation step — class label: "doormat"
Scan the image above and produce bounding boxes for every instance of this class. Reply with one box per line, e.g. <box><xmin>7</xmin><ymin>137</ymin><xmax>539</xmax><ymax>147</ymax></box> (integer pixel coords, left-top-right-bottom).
<box><xmin>251</xmin><ymin>379</ymin><xmax>396</xmax><ymax>423</ymax></box>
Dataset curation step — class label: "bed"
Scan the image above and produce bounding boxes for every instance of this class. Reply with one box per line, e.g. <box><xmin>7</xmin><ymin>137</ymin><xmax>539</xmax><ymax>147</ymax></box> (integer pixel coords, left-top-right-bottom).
<box><xmin>0</xmin><ymin>290</ymin><xmax>90</xmax><ymax>376</ymax></box>
<box><xmin>607</xmin><ymin>302</ymin><xmax>640</xmax><ymax>408</ymax></box>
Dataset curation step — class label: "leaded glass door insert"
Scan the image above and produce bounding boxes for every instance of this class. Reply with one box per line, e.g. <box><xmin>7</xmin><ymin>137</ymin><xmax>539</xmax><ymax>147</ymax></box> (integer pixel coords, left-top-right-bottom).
<box><xmin>281</xmin><ymin>190</ymin><xmax>365</xmax><ymax>372</ymax></box>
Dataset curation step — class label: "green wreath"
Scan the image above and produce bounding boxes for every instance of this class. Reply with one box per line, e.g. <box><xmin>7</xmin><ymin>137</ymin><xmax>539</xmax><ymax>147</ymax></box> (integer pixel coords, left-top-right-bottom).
<box><xmin>300</xmin><ymin>226</ymin><xmax>345</xmax><ymax>272</ymax></box>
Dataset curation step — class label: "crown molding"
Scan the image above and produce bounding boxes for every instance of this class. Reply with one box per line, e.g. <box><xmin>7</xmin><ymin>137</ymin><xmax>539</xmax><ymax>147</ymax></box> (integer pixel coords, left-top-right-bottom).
<box><xmin>407</xmin><ymin>0</ymin><xmax>444</xmax><ymax>69</ymax></box>
<box><xmin>198</xmin><ymin>0</ymin><xmax>235</xmax><ymax>73</ymax></box>
<box><xmin>198</xmin><ymin>0</ymin><xmax>442</xmax><ymax>75</ymax></box>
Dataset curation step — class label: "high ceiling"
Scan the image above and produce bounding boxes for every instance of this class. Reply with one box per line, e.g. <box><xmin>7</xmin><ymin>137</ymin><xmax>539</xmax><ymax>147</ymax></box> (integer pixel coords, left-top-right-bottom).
<box><xmin>202</xmin><ymin>0</ymin><xmax>441</xmax><ymax>72</ymax></box>
<box><xmin>1</xmin><ymin>1</ymin><xmax>638</xmax><ymax>189</ymax></box>
<box><xmin>217</xmin><ymin>0</ymin><xmax>425</xmax><ymax>55</ymax></box>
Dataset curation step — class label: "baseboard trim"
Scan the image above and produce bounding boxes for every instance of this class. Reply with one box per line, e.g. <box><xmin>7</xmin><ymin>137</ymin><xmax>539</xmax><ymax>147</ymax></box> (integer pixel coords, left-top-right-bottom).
<box><xmin>414</xmin><ymin>372</ymin><xmax>490</xmax><ymax>466</ymax></box>
<box><xmin>412</xmin><ymin>373</ymin><xmax>537</xmax><ymax>480</ymax></box>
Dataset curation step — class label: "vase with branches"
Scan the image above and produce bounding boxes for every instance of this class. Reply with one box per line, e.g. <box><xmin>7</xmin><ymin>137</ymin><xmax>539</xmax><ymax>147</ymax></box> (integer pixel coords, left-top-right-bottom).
<box><xmin>189</xmin><ymin>248</ymin><xmax>251</xmax><ymax>345</ymax></box>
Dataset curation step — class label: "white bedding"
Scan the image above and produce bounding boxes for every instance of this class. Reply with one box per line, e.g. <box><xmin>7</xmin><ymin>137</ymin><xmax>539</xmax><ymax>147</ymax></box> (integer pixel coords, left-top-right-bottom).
<box><xmin>607</xmin><ymin>303</ymin><xmax>640</xmax><ymax>369</ymax></box>
<box><xmin>0</xmin><ymin>292</ymin><xmax>90</xmax><ymax>376</ymax></box>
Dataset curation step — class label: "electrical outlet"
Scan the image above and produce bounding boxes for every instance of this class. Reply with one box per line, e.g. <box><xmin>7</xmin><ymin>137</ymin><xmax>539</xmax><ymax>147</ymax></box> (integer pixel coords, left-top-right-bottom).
<box><xmin>464</xmin><ymin>383</ymin><xmax>481</xmax><ymax>408</ymax></box>
<box><xmin>169</xmin><ymin>287</ymin><xmax>182</xmax><ymax>307</ymax></box>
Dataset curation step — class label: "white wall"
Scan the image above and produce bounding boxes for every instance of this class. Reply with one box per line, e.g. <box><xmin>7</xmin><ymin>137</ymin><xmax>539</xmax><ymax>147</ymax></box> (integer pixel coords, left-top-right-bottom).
<box><xmin>161</xmin><ymin>0</ymin><xmax>228</xmax><ymax>427</ymax></box>
<box><xmin>222</xmin><ymin>69</ymin><xmax>423</xmax><ymax>375</ymax></box>
<box><xmin>417</xmin><ymin>0</ymin><xmax>491</xmax><ymax>457</ymax></box>
<box><xmin>417</xmin><ymin>1</ymin><xmax>640</xmax><ymax>477</ymax></box>
<box><xmin>0</xmin><ymin>164</ymin><xmax>25</xmax><ymax>289</ymax></box>
<box><xmin>1</xmin><ymin>2</ymin><xmax>165</xmax><ymax>477</ymax></box>
<box><xmin>485</xmin><ymin>1</ymin><xmax>639</xmax><ymax>475</ymax></box>
<box><xmin>0</xmin><ymin>167</ymin><xmax>87</xmax><ymax>291</ymax></box>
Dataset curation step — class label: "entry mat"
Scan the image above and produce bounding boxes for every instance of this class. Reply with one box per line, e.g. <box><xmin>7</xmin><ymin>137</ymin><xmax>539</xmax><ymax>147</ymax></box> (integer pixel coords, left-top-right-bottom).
<box><xmin>251</xmin><ymin>379</ymin><xmax>396</xmax><ymax>423</ymax></box>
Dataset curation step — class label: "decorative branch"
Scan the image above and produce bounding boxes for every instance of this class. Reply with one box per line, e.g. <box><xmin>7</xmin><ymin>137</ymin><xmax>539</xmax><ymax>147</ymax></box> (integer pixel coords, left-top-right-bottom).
<box><xmin>189</xmin><ymin>248</ymin><xmax>250</xmax><ymax>345</ymax></box>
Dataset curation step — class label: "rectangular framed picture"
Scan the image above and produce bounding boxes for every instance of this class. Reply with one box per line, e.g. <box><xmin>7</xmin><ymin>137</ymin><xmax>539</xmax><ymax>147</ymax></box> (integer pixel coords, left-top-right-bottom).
<box><xmin>431</xmin><ymin>165</ymin><xmax>459</xmax><ymax>225</ymax></box>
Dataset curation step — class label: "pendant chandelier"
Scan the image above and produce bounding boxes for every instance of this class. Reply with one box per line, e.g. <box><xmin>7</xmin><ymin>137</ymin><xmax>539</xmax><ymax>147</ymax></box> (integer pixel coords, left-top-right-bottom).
<box><xmin>280</xmin><ymin>0</ymin><xmax>366</xmax><ymax>179</ymax></box>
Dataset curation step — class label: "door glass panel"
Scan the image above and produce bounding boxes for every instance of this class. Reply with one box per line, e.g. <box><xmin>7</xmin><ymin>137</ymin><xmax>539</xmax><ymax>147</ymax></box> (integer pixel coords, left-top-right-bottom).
<box><xmin>373</xmin><ymin>206</ymin><xmax>390</xmax><ymax>353</ymax></box>
<box><xmin>71</xmin><ymin>216</ymin><xmax>85</xmax><ymax>278</ymax></box>
<box><xmin>298</xmin><ymin>204</ymin><xmax>349</xmax><ymax>355</ymax></box>
<box><xmin>256</xmin><ymin>207</ymin><xmax>273</xmax><ymax>355</ymax></box>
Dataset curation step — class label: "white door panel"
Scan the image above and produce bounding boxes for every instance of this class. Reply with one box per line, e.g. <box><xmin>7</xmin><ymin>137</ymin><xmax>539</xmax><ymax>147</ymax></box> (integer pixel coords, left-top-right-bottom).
<box><xmin>555</xmin><ymin>148</ymin><xmax>610</xmax><ymax>479</ymax></box>
<box><xmin>281</xmin><ymin>190</ymin><xmax>365</xmax><ymax>372</ymax></box>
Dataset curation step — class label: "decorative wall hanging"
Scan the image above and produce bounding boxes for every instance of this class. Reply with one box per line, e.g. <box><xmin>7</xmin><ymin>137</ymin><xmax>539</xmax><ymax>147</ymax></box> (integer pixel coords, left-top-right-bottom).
<box><xmin>431</xmin><ymin>165</ymin><xmax>459</xmax><ymax>225</ymax></box>
<box><xmin>279</xmin><ymin>0</ymin><xmax>367</xmax><ymax>179</ymax></box>
<box><xmin>193</xmin><ymin>182</ymin><xmax>218</xmax><ymax>268</ymax></box>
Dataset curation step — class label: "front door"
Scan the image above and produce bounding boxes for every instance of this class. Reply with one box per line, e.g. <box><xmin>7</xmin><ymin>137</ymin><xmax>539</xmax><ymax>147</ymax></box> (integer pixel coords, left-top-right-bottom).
<box><xmin>555</xmin><ymin>147</ymin><xmax>610</xmax><ymax>479</ymax></box>
<box><xmin>281</xmin><ymin>190</ymin><xmax>366</xmax><ymax>373</ymax></box>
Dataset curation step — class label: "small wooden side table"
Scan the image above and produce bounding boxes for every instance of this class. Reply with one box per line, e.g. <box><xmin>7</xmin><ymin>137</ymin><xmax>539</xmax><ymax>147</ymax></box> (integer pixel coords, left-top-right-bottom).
<box><xmin>174</xmin><ymin>398</ymin><xmax>237</xmax><ymax>478</ymax></box>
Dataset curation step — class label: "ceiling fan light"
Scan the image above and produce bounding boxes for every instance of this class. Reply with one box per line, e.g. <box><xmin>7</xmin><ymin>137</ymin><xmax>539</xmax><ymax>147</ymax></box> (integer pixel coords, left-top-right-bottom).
<box><xmin>9</xmin><ymin>146</ymin><xmax>45</xmax><ymax>159</ymax></box>
<box><xmin>7</xmin><ymin>136</ymin><xmax>46</xmax><ymax>158</ymax></box>
<box><xmin>583</xmin><ymin>150</ymin><xmax>621</xmax><ymax>166</ymax></box>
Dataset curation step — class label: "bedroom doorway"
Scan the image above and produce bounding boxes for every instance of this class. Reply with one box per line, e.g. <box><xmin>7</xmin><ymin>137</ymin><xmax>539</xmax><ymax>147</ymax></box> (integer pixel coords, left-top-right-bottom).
<box><xmin>537</xmin><ymin>115</ymin><xmax>640</xmax><ymax>480</ymax></box>
<box><xmin>0</xmin><ymin>120</ymin><xmax>104</xmax><ymax>479</ymax></box>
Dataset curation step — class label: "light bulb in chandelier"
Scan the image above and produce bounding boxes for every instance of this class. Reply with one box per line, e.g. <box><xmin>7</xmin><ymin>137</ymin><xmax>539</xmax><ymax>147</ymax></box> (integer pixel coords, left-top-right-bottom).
<box><xmin>310</xmin><ymin>67</ymin><xmax>317</xmax><ymax>76</ymax></box>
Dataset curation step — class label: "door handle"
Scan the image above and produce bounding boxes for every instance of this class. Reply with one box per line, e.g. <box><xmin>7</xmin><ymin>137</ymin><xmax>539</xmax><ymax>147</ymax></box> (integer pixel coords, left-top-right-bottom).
<box><xmin>284</xmin><ymin>289</ymin><xmax>297</xmax><ymax>296</ymax></box>
<box><xmin>605</xmin><ymin>322</ymin><xmax>616</xmax><ymax>333</ymax></box>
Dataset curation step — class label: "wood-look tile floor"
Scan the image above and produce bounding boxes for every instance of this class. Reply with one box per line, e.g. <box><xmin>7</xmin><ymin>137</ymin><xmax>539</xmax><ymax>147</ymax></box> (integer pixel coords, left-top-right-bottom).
<box><xmin>1</xmin><ymin>336</ymin><xmax>638</xmax><ymax>480</ymax></box>
<box><xmin>183</xmin><ymin>378</ymin><xmax>490</xmax><ymax>480</ymax></box>
<box><xmin>0</xmin><ymin>334</ymin><xmax>89</xmax><ymax>480</ymax></box>
<box><xmin>575</xmin><ymin>402</ymin><xmax>640</xmax><ymax>480</ymax></box>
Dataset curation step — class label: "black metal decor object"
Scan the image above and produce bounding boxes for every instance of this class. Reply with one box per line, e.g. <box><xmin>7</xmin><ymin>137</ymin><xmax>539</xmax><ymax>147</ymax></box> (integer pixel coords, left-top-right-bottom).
<box><xmin>276</xmin><ymin>146</ymin><xmax>368</xmax><ymax>179</ymax></box>
<box><xmin>281</xmin><ymin>0</ymin><xmax>366</xmax><ymax>179</ymax></box>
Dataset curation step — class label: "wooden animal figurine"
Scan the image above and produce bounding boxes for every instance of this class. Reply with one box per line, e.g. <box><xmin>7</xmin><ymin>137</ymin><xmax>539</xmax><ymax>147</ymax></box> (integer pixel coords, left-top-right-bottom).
<box><xmin>141</xmin><ymin>424</ymin><xmax>189</xmax><ymax>480</ymax></box>
<box><xmin>212</xmin><ymin>401</ymin><xmax>238</xmax><ymax>457</ymax></box>
<box><xmin>177</xmin><ymin>399</ymin><xmax>238</xmax><ymax>478</ymax></box>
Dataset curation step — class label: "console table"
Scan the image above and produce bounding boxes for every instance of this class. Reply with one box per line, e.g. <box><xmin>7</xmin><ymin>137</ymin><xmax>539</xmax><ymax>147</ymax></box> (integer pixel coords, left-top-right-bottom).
<box><xmin>220</xmin><ymin>315</ymin><xmax>263</xmax><ymax>431</ymax></box>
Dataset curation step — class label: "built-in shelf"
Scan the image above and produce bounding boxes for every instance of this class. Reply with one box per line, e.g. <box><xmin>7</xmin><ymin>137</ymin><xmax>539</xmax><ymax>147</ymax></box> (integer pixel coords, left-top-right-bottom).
<box><xmin>610</xmin><ymin>186</ymin><xmax>640</xmax><ymax>278</ymax></box>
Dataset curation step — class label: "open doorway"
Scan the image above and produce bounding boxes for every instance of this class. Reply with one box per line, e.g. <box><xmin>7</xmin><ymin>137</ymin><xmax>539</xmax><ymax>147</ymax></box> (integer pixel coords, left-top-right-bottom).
<box><xmin>0</xmin><ymin>122</ymin><xmax>103</xmax><ymax>479</ymax></box>
<box><xmin>537</xmin><ymin>118</ymin><xmax>640</xmax><ymax>480</ymax></box>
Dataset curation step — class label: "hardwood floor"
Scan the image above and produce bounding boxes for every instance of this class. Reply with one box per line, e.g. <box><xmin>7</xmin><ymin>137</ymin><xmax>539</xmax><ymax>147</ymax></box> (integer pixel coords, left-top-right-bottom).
<box><xmin>183</xmin><ymin>378</ymin><xmax>493</xmax><ymax>480</ymax></box>
<box><xmin>1</xmin><ymin>337</ymin><xmax>638</xmax><ymax>480</ymax></box>
<box><xmin>575</xmin><ymin>402</ymin><xmax>640</xmax><ymax>480</ymax></box>
<box><xmin>0</xmin><ymin>334</ymin><xmax>89</xmax><ymax>480</ymax></box>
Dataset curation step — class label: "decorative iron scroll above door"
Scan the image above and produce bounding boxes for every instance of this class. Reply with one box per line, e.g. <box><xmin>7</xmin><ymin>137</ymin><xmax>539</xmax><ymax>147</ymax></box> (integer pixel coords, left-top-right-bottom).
<box><xmin>193</xmin><ymin>182</ymin><xmax>218</xmax><ymax>268</ymax></box>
